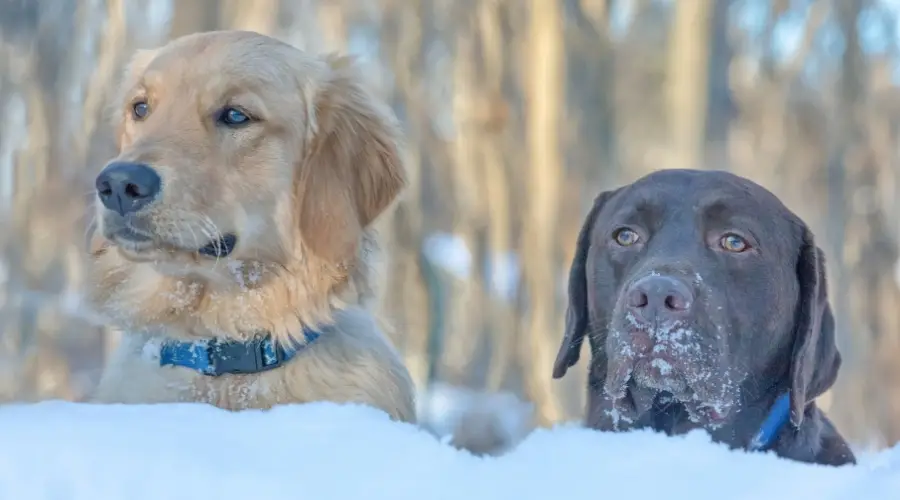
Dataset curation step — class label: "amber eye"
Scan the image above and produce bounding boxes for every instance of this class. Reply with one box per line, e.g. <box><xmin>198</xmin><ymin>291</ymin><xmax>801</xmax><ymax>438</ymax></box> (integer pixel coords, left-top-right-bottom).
<box><xmin>613</xmin><ymin>228</ymin><xmax>640</xmax><ymax>247</ymax></box>
<box><xmin>132</xmin><ymin>100</ymin><xmax>150</xmax><ymax>120</ymax></box>
<box><xmin>720</xmin><ymin>233</ymin><xmax>750</xmax><ymax>253</ymax></box>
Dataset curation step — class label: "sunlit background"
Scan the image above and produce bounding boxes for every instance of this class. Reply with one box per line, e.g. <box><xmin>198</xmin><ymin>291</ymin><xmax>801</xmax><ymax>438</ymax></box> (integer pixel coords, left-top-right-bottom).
<box><xmin>1</xmin><ymin>0</ymin><xmax>899</xmax><ymax>452</ymax></box>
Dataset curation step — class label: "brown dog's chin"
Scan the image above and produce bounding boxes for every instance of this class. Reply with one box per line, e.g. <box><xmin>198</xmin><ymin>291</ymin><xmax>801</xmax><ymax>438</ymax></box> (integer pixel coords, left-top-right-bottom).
<box><xmin>628</xmin><ymin>382</ymin><xmax>730</xmax><ymax>427</ymax></box>
<box><xmin>632</xmin><ymin>357</ymin><xmax>690</xmax><ymax>394</ymax></box>
<box><xmin>606</xmin><ymin>353</ymin><xmax>733</xmax><ymax>428</ymax></box>
<box><xmin>604</xmin><ymin>319</ymin><xmax>739</xmax><ymax>427</ymax></box>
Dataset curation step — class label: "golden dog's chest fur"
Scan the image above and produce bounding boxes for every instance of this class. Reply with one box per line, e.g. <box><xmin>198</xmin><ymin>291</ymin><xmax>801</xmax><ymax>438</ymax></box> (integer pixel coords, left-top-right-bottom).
<box><xmin>93</xmin><ymin>306</ymin><xmax>415</xmax><ymax>422</ymax></box>
<box><xmin>88</xmin><ymin>30</ymin><xmax>416</xmax><ymax>424</ymax></box>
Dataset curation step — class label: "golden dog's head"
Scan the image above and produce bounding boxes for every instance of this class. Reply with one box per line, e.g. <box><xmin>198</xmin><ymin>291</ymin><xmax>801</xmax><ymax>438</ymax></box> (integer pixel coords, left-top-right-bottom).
<box><xmin>93</xmin><ymin>30</ymin><xmax>404</xmax><ymax>282</ymax></box>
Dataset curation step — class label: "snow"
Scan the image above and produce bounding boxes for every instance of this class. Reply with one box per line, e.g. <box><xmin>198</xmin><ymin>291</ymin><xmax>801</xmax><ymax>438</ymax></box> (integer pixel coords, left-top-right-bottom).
<box><xmin>1</xmin><ymin>401</ymin><xmax>898</xmax><ymax>500</ymax></box>
<box><xmin>417</xmin><ymin>383</ymin><xmax>533</xmax><ymax>441</ymax></box>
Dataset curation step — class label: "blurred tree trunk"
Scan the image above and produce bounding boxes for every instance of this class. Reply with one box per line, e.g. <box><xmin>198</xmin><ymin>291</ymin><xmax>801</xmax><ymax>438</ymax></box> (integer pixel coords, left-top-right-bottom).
<box><xmin>521</xmin><ymin>0</ymin><xmax>565</xmax><ymax>426</ymax></box>
<box><xmin>318</xmin><ymin>0</ymin><xmax>348</xmax><ymax>51</ymax></box>
<box><xmin>169</xmin><ymin>0</ymin><xmax>220</xmax><ymax>38</ymax></box>
<box><xmin>0</xmin><ymin>0</ymin><xmax>170</xmax><ymax>402</ymax></box>
<box><xmin>377</xmin><ymin>0</ymin><xmax>434</xmax><ymax>393</ymax></box>
<box><xmin>704</xmin><ymin>0</ymin><xmax>733</xmax><ymax>170</ymax></box>
<box><xmin>555</xmin><ymin>0</ymin><xmax>615</xmax><ymax>416</ymax></box>
<box><xmin>442</xmin><ymin>15</ymin><xmax>489</xmax><ymax>388</ymax></box>
<box><xmin>666</xmin><ymin>0</ymin><xmax>714</xmax><ymax>170</ymax></box>
<box><xmin>826</xmin><ymin>0</ymin><xmax>861</xmax><ymax>438</ymax></box>
<box><xmin>568</xmin><ymin>0</ymin><xmax>616</xmax><ymax>185</ymax></box>
<box><xmin>829</xmin><ymin>0</ymin><xmax>900</xmax><ymax>446</ymax></box>
<box><xmin>76</xmin><ymin>0</ymin><xmax>126</xmax><ymax>170</ymax></box>
<box><xmin>473</xmin><ymin>0</ymin><xmax>516</xmax><ymax>392</ymax></box>
<box><xmin>220</xmin><ymin>0</ymin><xmax>279</xmax><ymax>33</ymax></box>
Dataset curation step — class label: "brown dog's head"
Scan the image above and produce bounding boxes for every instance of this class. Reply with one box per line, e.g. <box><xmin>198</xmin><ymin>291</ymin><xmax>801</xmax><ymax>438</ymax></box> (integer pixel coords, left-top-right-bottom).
<box><xmin>92</xmin><ymin>30</ymin><xmax>404</xmax><ymax>281</ymax></box>
<box><xmin>553</xmin><ymin>169</ymin><xmax>840</xmax><ymax>430</ymax></box>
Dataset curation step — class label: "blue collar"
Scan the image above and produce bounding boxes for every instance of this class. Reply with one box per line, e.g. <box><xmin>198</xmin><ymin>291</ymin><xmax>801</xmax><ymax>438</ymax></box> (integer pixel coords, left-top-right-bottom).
<box><xmin>747</xmin><ymin>392</ymin><xmax>792</xmax><ymax>452</ymax></box>
<box><xmin>158</xmin><ymin>328</ymin><xmax>321</xmax><ymax>376</ymax></box>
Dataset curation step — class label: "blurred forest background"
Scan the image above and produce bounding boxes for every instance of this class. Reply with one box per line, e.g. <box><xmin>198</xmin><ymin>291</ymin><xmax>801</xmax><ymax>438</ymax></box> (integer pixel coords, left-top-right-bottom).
<box><xmin>1</xmin><ymin>0</ymin><xmax>900</xmax><ymax>451</ymax></box>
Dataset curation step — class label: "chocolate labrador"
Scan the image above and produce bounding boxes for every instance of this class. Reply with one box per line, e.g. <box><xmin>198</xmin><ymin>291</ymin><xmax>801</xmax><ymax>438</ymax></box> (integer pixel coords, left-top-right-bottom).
<box><xmin>553</xmin><ymin>169</ymin><xmax>856</xmax><ymax>466</ymax></box>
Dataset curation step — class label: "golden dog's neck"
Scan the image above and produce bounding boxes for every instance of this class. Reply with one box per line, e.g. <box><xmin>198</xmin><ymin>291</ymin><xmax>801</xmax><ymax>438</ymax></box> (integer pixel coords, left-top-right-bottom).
<box><xmin>88</xmin><ymin>236</ymin><xmax>376</xmax><ymax>345</ymax></box>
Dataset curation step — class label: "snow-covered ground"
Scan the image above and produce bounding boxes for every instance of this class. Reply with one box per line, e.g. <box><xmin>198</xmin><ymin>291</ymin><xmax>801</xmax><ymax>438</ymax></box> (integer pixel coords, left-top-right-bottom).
<box><xmin>1</xmin><ymin>401</ymin><xmax>898</xmax><ymax>500</ymax></box>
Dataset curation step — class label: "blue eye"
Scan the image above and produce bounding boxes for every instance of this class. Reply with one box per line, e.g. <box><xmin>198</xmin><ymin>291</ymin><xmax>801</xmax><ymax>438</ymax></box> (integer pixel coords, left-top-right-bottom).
<box><xmin>220</xmin><ymin>107</ymin><xmax>251</xmax><ymax>127</ymax></box>
<box><xmin>132</xmin><ymin>101</ymin><xmax>150</xmax><ymax>120</ymax></box>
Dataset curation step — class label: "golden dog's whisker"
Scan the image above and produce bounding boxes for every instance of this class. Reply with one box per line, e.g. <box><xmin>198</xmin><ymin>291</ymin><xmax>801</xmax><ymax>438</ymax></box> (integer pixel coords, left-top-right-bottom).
<box><xmin>183</xmin><ymin>219</ymin><xmax>203</xmax><ymax>250</ymax></box>
<box><xmin>195</xmin><ymin>214</ymin><xmax>226</xmax><ymax>270</ymax></box>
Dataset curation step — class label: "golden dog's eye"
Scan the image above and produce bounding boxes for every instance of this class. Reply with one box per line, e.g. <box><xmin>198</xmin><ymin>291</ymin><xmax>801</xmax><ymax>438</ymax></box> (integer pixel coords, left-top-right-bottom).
<box><xmin>132</xmin><ymin>100</ymin><xmax>150</xmax><ymax>120</ymax></box>
<box><xmin>613</xmin><ymin>228</ymin><xmax>640</xmax><ymax>246</ymax></box>
<box><xmin>720</xmin><ymin>233</ymin><xmax>750</xmax><ymax>253</ymax></box>
<box><xmin>219</xmin><ymin>107</ymin><xmax>252</xmax><ymax>127</ymax></box>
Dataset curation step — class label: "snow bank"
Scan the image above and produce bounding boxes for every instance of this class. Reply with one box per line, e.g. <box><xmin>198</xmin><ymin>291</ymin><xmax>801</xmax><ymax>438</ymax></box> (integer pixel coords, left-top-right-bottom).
<box><xmin>1</xmin><ymin>401</ymin><xmax>898</xmax><ymax>500</ymax></box>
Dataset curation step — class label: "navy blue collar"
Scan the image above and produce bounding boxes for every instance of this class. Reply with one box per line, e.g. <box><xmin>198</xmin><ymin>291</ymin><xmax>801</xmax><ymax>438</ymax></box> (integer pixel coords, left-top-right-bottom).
<box><xmin>158</xmin><ymin>328</ymin><xmax>321</xmax><ymax>376</ymax></box>
<box><xmin>747</xmin><ymin>392</ymin><xmax>792</xmax><ymax>452</ymax></box>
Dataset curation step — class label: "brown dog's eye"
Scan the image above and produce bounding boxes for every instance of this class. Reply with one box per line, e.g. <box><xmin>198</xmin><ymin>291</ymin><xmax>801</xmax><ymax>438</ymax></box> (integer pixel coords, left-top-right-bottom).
<box><xmin>132</xmin><ymin>100</ymin><xmax>150</xmax><ymax>120</ymax></box>
<box><xmin>720</xmin><ymin>233</ymin><xmax>750</xmax><ymax>253</ymax></box>
<box><xmin>613</xmin><ymin>228</ymin><xmax>640</xmax><ymax>246</ymax></box>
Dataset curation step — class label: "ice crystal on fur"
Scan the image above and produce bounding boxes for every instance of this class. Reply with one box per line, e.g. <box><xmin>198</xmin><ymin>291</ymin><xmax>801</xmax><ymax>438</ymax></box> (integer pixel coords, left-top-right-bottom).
<box><xmin>604</xmin><ymin>407</ymin><xmax>633</xmax><ymax>430</ymax></box>
<box><xmin>165</xmin><ymin>280</ymin><xmax>202</xmax><ymax>314</ymax></box>
<box><xmin>227</xmin><ymin>260</ymin><xmax>265</xmax><ymax>291</ymax></box>
<box><xmin>141</xmin><ymin>338</ymin><xmax>163</xmax><ymax>360</ymax></box>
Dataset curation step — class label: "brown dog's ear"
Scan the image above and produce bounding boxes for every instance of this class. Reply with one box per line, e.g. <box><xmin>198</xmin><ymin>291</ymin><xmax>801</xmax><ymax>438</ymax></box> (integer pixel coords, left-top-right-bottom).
<box><xmin>553</xmin><ymin>189</ymin><xmax>618</xmax><ymax>379</ymax></box>
<box><xmin>298</xmin><ymin>54</ymin><xmax>406</xmax><ymax>265</ymax></box>
<box><xmin>789</xmin><ymin>228</ymin><xmax>841</xmax><ymax>427</ymax></box>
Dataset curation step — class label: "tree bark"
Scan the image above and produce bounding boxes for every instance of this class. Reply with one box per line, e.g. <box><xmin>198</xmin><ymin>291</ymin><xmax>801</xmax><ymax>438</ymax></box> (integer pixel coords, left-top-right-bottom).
<box><xmin>666</xmin><ymin>0</ymin><xmax>715</xmax><ymax>170</ymax></box>
<box><xmin>521</xmin><ymin>0</ymin><xmax>566</xmax><ymax>426</ymax></box>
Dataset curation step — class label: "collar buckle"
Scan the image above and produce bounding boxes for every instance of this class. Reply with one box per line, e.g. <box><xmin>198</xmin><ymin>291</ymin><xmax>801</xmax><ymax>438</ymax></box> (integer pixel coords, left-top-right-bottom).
<box><xmin>204</xmin><ymin>335</ymin><xmax>285</xmax><ymax>376</ymax></box>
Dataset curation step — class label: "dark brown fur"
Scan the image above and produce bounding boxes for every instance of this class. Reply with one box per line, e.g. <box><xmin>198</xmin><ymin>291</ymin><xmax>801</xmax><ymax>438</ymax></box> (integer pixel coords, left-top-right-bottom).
<box><xmin>553</xmin><ymin>169</ymin><xmax>855</xmax><ymax>467</ymax></box>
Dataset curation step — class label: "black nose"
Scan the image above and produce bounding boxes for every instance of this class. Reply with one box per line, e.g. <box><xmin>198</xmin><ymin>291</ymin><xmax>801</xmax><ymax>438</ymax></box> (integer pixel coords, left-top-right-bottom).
<box><xmin>95</xmin><ymin>162</ymin><xmax>161</xmax><ymax>216</ymax></box>
<box><xmin>626</xmin><ymin>274</ymin><xmax>694</xmax><ymax>323</ymax></box>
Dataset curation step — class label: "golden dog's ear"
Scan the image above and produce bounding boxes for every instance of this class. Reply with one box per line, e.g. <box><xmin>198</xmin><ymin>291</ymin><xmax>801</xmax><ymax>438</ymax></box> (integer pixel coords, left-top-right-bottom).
<box><xmin>298</xmin><ymin>54</ymin><xmax>406</xmax><ymax>265</ymax></box>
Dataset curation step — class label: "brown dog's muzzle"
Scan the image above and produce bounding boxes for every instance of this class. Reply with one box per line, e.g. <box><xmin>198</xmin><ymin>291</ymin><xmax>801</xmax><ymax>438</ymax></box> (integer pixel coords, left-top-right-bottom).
<box><xmin>605</xmin><ymin>272</ymin><xmax>737</xmax><ymax>426</ymax></box>
<box><xmin>618</xmin><ymin>274</ymin><xmax>698</xmax><ymax>398</ymax></box>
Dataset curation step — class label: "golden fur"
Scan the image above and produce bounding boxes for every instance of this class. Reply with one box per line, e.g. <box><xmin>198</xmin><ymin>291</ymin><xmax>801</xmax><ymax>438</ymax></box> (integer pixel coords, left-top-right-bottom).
<box><xmin>87</xmin><ymin>30</ymin><xmax>415</xmax><ymax>423</ymax></box>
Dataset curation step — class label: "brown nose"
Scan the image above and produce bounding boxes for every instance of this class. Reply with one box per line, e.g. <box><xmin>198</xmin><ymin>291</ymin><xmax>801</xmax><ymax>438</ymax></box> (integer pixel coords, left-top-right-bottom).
<box><xmin>626</xmin><ymin>274</ymin><xmax>694</xmax><ymax>323</ymax></box>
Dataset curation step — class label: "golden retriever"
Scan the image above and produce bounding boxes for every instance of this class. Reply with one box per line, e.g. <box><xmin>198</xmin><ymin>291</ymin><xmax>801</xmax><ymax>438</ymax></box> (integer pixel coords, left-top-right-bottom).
<box><xmin>86</xmin><ymin>30</ymin><xmax>416</xmax><ymax>423</ymax></box>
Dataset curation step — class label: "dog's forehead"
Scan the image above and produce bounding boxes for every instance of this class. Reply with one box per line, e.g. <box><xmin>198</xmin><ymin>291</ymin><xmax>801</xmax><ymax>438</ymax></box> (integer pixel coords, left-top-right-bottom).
<box><xmin>617</xmin><ymin>169</ymin><xmax>789</xmax><ymax>217</ymax></box>
<box><xmin>142</xmin><ymin>33</ymin><xmax>306</xmax><ymax>93</ymax></box>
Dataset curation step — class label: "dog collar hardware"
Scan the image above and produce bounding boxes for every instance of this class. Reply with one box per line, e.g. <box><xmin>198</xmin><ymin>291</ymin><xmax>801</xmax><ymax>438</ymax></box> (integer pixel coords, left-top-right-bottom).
<box><xmin>747</xmin><ymin>392</ymin><xmax>791</xmax><ymax>452</ymax></box>
<box><xmin>159</xmin><ymin>329</ymin><xmax>320</xmax><ymax>376</ymax></box>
